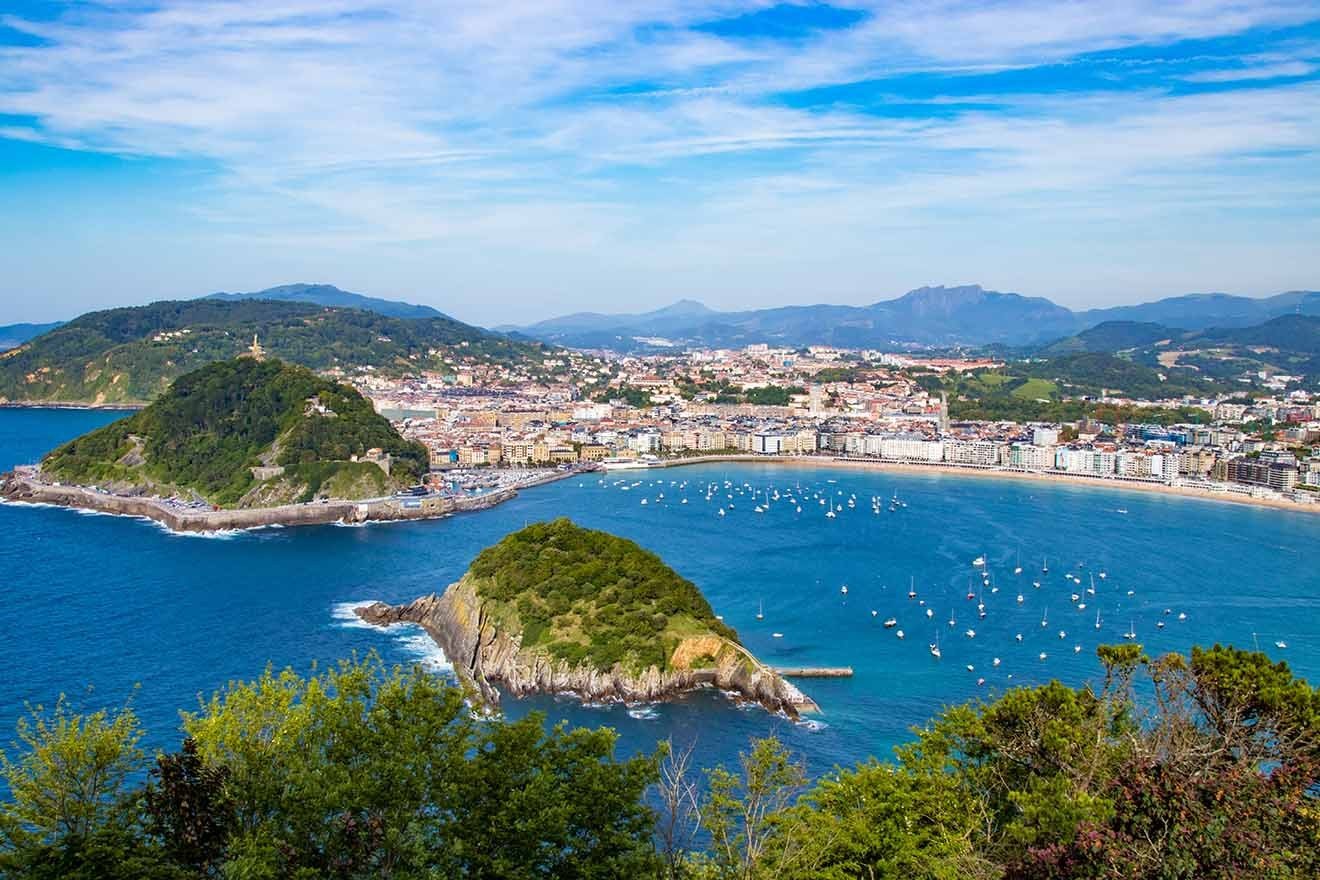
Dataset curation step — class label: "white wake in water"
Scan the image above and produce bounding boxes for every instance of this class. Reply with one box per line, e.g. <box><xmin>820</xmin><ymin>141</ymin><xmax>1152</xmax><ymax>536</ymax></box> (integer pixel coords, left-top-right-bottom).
<box><xmin>330</xmin><ymin>600</ymin><xmax>453</xmax><ymax>672</ymax></box>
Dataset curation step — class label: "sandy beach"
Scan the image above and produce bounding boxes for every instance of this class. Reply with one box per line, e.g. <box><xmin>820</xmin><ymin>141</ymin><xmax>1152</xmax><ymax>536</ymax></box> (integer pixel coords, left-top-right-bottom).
<box><xmin>641</xmin><ymin>454</ymin><xmax>1320</xmax><ymax>517</ymax></box>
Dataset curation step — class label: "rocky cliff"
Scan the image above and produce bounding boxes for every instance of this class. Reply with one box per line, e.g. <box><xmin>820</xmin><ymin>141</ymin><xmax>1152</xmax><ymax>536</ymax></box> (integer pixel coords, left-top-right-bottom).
<box><xmin>356</xmin><ymin>578</ymin><xmax>819</xmax><ymax>718</ymax></box>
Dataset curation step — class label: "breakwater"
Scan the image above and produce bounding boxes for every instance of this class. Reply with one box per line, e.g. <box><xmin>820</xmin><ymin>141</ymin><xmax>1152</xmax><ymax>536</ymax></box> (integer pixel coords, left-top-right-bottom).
<box><xmin>0</xmin><ymin>468</ymin><xmax>517</xmax><ymax>533</ymax></box>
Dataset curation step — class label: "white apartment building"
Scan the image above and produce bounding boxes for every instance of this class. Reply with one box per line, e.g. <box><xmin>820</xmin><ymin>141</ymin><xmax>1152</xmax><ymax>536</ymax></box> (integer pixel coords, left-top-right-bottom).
<box><xmin>1055</xmin><ymin>448</ymin><xmax>1118</xmax><ymax>476</ymax></box>
<box><xmin>944</xmin><ymin>440</ymin><xmax>1000</xmax><ymax>466</ymax></box>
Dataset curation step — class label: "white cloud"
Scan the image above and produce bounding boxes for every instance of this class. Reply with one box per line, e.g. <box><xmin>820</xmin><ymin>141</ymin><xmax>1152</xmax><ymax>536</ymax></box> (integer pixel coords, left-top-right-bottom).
<box><xmin>0</xmin><ymin>0</ymin><xmax>1319</xmax><ymax>320</ymax></box>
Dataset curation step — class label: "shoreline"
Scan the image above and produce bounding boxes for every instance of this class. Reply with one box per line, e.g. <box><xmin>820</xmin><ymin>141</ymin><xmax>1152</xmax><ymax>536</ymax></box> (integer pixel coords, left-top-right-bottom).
<box><xmin>0</xmin><ymin>466</ymin><xmax>581</xmax><ymax>534</ymax></box>
<box><xmin>0</xmin><ymin>401</ymin><xmax>145</xmax><ymax>411</ymax></box>
<box><xmin>629</xmin><ymin>454</ymin><xmax>1320</xmax><ymax>517</ymax></box>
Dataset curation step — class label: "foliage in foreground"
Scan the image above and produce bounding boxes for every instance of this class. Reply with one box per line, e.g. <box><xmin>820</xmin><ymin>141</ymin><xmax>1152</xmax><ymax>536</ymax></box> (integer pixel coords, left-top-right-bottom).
<box><xmin>1</xmin><ymin>645</ymin><xmax>1317</xmax><ymax>879</ymax></box>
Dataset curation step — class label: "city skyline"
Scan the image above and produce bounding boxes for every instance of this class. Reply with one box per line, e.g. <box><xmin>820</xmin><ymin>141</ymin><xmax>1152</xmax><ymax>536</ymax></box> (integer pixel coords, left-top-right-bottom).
<box><xmin>2</xmin><ymin>1</ymin><xmax>1320</xmax><ymax>325</ymax></box>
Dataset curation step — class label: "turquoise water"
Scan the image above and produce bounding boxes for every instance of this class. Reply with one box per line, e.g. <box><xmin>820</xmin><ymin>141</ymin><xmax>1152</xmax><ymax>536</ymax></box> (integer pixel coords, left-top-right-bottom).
<box><xmin>3</xmin><ymin>407</ymin><xmax>1319</xmax><ymax>778</ymax></box>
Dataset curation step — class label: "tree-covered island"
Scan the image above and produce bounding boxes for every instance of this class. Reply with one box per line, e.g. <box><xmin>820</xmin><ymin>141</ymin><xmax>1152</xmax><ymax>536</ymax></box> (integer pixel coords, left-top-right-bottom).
<box><xmin>356</xmin><ymin>518</ymin><xmax>818</xmax><ymax>717</ymax></box>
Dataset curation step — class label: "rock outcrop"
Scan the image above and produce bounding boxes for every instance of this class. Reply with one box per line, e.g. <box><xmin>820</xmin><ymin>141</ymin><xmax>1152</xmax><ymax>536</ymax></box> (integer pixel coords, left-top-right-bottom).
<box><xmin>356</xmin><ymin>578</ymin><xmax>819</xmax><ymax>718</ymax></box>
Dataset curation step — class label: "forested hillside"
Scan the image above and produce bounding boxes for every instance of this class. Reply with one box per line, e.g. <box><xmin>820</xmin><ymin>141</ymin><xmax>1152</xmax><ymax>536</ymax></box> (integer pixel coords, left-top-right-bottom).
<box><xmin>43</xmin><ymin>358</ymin><xmax>428</xmax><ymax>506</ymax></box>
<box><xmin>0</xmin><ymin>299</ymin><xmax>555</xmax><ymax>405</ymax></box>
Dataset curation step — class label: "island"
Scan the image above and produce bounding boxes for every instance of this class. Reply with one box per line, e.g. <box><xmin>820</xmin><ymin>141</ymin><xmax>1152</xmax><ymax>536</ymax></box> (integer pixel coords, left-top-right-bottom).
<box><xmin>355</xmin><ymin>518</ymin><xmax>819</xmax><ymax>717</ymax></box>
<box><xmin>0</xmin><ymin>356</ymin><xmax>524</xmax><ymax>531</ymax></box>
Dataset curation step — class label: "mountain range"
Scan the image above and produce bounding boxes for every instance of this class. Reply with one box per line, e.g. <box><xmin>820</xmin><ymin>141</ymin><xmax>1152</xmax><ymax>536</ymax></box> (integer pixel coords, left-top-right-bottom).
<box><xmin>504</xmin><ymin>285</ymin><xmax>1320</xmax><ymax>350</ymax></box>
<box><xmin>205</xmin><ymin>283</ymin><xmax>446</xmax><ymax>320</ymax></box>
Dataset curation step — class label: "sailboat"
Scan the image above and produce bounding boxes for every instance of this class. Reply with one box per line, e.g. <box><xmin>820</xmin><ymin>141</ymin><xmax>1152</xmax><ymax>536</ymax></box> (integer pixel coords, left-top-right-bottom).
<box><xmin>1123</xmin><ymin>620</ymin><xmax>1136</xmax><ymax>640</ymax></box>
<box><xmin>756</xmin><ymin>600</ymin><xmax>764</xmax><ymax>621</ymax></box>
<box><xmin>930</xmin><ymin>632</ymin><xmax>941</xmax><ymax>659</ymax></box>
<box><xmin>908</xmin><ymin>577</ymin><xmax>917</xmax><ymax>599</ymax></box>
<box><xmin>1040</xmin><ymin>608</ymin><xmax>1049</xmax><ymax>628</ymax></box>
<box><xmin>1094</xmin><ymin>609</ymin><xmax>1101</xmax><ymax>630</ymax></box>
<box><xmin>1042</xmin><ymin>557</ymin><xmax>1049</xmax><ymax>574</ymax></box>
<box><xmin>1014</xmin><ymin>547</ymin><xmax>1023</xmax><ymax>575</ymax></box>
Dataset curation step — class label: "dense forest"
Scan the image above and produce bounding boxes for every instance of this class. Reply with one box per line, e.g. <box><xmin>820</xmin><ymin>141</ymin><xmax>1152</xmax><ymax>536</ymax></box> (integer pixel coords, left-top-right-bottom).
<box><xmin>469</xmin><ymin>519</ymin><xmax>739</xmax><ymax>672</ymax></box>
<box><xmin>43</xmin><ymin>358</ymin><xmax>428</xmax><ymax>506</ymax></box>
<box><xmin>1</xmin><ymin>644</ymin><xmax>1315</xmax><ymax>878</ymax></box>
<box><xmin>0</xmin><ymin>299</ymin><xmax>560</xmax><ymax>404</ymax></box>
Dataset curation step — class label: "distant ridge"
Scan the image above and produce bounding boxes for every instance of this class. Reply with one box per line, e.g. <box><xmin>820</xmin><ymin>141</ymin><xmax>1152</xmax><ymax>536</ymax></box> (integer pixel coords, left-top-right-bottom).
<box><xmin>206</xmin><ymin>283</ymin><xmax>446</xmax><ymax>320</ymax></box>
<box><xmin>508</xmin><ymin>285</ymin><xmax>1320</xmax><ymax>351</ymax></box>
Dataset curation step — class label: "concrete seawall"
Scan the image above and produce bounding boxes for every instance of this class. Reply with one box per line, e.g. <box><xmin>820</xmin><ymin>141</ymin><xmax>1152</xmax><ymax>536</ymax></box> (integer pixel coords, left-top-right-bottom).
<box><xmin>0</xmin><ymin>470</ymin><xmax>518</xmax><ymax>533</ymax></box>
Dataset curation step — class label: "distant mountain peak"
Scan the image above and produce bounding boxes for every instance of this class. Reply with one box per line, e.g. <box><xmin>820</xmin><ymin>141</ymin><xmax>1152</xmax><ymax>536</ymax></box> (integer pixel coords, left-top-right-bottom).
<box><xmin>651</xmin><ymin>299</ymin><xmax>713</xmax><ymax>317</ymax></box>
<box><xmin>206</xmin><ymin>283</ymin><xmax>446</xmax><ymax>321</ymax></box>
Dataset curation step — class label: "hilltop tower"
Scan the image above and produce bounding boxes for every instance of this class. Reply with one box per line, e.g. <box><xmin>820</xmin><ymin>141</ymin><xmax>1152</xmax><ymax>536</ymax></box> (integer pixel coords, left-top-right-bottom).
<box><xmin>245</xmin><ymin>333</ymin><xmax>266</xmax><ymax>361</ymax></box>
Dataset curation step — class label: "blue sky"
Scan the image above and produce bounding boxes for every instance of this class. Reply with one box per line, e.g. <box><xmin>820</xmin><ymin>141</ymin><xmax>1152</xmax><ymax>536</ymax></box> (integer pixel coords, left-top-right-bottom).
<box><xmin>1</xmin><ymin>1</ymin><xmax>1319</xmax><ymax>326</ymax></box>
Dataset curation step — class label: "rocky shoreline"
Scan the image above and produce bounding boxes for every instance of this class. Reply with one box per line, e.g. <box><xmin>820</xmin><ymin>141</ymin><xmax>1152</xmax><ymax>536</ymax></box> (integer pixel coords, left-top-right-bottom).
<box><xmin>0</xmin><ymin>467</ymin><xmax>517</xmax><ymax>533</ymax></box>
<box><xmin>354</xmin><ymin>579</ymin><xmax>819</xmax><ymax>719</ymax></box>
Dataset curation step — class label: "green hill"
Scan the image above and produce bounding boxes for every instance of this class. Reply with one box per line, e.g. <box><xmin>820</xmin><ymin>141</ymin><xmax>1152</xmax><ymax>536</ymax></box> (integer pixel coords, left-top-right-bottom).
<box><xmin>0</xmin><ymin>298</ymin><xmax>555</xmax><ymax>405</ymax></box>
<box><xmin>1040</xmin><ymin>320</ymin><xmax>1181</xmax><ymax>354</ymax></box>
<box><xmin>42</xmin><ymin>357</ymin><xmax>429</xmax><ymax>507</ymax></box>
<box><xmin>468</xmin><ymin>518</ymin><xmax>738</xmax><ymax>674</ymax></box>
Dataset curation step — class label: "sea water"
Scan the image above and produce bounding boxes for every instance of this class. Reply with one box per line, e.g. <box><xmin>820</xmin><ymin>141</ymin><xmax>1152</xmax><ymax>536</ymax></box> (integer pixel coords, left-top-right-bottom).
<box><xmin>3</xmin><ymin>407</ymin><xmax>1319</xmax><ymax>779</ymax></box>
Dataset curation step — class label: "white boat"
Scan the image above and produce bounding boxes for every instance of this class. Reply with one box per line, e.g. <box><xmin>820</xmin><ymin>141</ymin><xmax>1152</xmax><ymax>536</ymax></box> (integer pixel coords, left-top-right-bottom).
<box><xmin>1042</xmin><ymin>557</ymin><xmax>1049</xmax><ymax>574</ymax></box>
<box><xmin>965</xmin><ymin>629</ymin><xmax>976</xmax><ymax>639</ymax></box>
<box><xmin>840</xmin><ymin>584</ymin><xmax>848</xmax><ymax>595</ymax></box>
<box><xmin>1177</xmin><ymin>612</ymin><xmax>1187</xmax><ymax>621</ymax></box>
<box><xmin>992</xmin><ymin>657</ymin><xmax>1001</xmax><ymax>667</ymax></box>
<box><xmin>1123</xmin><ymin>621</ymin><xmax>1136</xmax><ymax>640</ymax></box>
<box><xmin>966</xmin><ymin>664</ymin><xmax>974</xmax><ymax>672</ymax></box>
<box><xmin>640</xmin><ymin>499</ymin><xmax>648</xmax><ymax>505</ymax></box>
<box><xmin>871</xmin><ymin>609</ymin><xmax>878</xmax><ymax>618</ymax></box>
<box><xmin>972</xmin><ymin>556</ymin><xmax>986</xmax><ymax>568</ymax></box>
<box><xmin>1015</xmin><ymin>633</ymin><xmax>1024</xmax><ymax>642</ymax></box>
<box><xmin>772</xmin><ymin>632</ymin><xmax>784</xmax><ymax>639</ymax></box>
<box><xmin>1058</xmin><ymin>630</ymin><xmax>1066</xmax><ymax>639</ymax></box>
<box><xmin>756</xmin><ymin>600</ymin><xmax>764</xmax><ymax>621</ymax></box>
<box><xmin>1040</xmin><ymin>608</ymin><xmax>1049</xmax><ymax>627</ymax></box>
<box><xmin>1039</xmin><ymin>652</ymin><xmax>1048</xmax><ymax>661</ymax></box>
<box><xmin>926</xmin><ymin>608</ymin><xmax>934</xmax><ymax>619</ymax></box>
<box><xmin>1074</xmin><ymin>645</ymin><xmax>1082</xmax><ymax>654</ymax></box>
<box><xmin>1275</xmin><ymin>640</ymin><xmax>1287</xmax><ymax>649</ymax></box>
<box><xmin>896</xmin><ymin>630</ymin><xmax>904</xmax><ymax>639</ymax></box>
<box><xmin>908</xmin><ymin>578</ymin><xmax>917</xmax><ymax>599</ymax></box>
<box><xmin>717</xmin><ymin>508</ymin><xmax>726</xmax><ymax>517</ymax></box>
<box><xmin>883</xmin><ymin>618</ymin><xmax>897</xmax><ymax>628</ymax></box>
<box><xmin>825</xmin><ymin>510</ymin><xmax>836</xmax><ymax>519</ymax></box>
<box><xmin>1017</xmin><ymin>594</ymin><xmax>1024</xmax><ymax>604</ymax></box>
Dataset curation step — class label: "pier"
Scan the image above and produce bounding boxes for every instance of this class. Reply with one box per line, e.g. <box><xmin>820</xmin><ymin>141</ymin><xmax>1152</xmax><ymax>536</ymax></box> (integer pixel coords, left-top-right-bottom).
<box><xmin>772</xmin><ymin>666</ymin><xmax>853</xmax><ymax>678</ymax></box>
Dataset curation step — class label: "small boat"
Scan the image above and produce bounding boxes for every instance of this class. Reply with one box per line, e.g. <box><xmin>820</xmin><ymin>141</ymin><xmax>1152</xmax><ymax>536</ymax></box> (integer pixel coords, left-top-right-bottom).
<box><xmin>883</xmin><ymin>618</ymin><xmax>897</xmax><ymax>628</ymax></box>
<box><xmin>1015</xmin><ymin>633</ymin><xmax>1023</xmax><ymax>642</ymax></box>
<box><xmin>992</xmin><ymin>657</ymin><xmax>1001</xmax><ymax>667</ymax></box>
<box><xmin>1014</xmin><ymin>548</ymin><xmax>1022</xmax><ymax>575</ymax></box>
<box><xmin>948</xmin><ymin>610</ymin><xmax>956</xmax><ymax>627</ymax></box>
<box><xmin>825</xmin><ymin>510</ymin><xmax>836</xmax><ymax>519</ymax></box>
<box><xmin>1123</xmin><ymin>621</ymin><xmax>1136</xmax><ymax>640</ymax></box>
<box><xmin>1156</xmin><ymin>620</ymin><xmax>1165</xmax><ymax>629</ymax></box>
<box><xmin>1095</xmin><ymin>609</ymin><xmax>1102</xmax><ymax>630</ymax></box>
<box><xmin>754</xmin><ymin>506</ymin><xmax>764</xmax><ymax>513</ymax></box>
<box><xmin>966</xmin><ymin>664</ymin><xmax>974</xmax><ymax>672</ymax></box>
<box><xmin>1039</xmin><ymin>652</ymin><xmax>1048</xmax><ymax>661</ymax></box>
<box><xmin>965</xmin><ymin>629</ymin><xmax>976</xmax><ymax>639</ymax></box>
<box><xmin>908</xmin><ymin>578</ymin><xmax>917</xmax><ymax>599</ymax></box>
<box><xmin>1275</xmin><ymin>640</ymin><xmax>1287</xmax><ymax>649</ymax></box>
<box><xmin>972</xmin><ymin>556</ymin><xmax>986</xmax><ymax>568</ymax></box>
<box><xmin>930</xmin><ymin>634</ymin><xmax>941</xmax><ymax>659</ymax></box>
<box><xmin>1017</xmin><ymin>594</ymin><xmax>1024</xmax><ymax>604</ymax></box>
<box><xmin>680</xmin><ymin>498</ymin><xmax>688</xmax><ymax>504</ymax></box>
<box><xmin>1098</xmin><ymin>571</ymin><xmax>1107</xmax><ymax>579</ymax></box>
<box><xmin>772</xmin><ymin>632</ymin><xmax>784</xmax><ymax>639</ymax></box>
<box><xmin>1058</xmin><ymin>629</ymin><xmax>1066</xmax><ymax>639</ymax></box>
<box><xmin>926</xmin><ymin>608</ymin><xmax>934</xmax><ymax>618</ymax></box>
<box><xmin>756</xmin><ymin>600</ymin><xmax>764</xmax><ymax>621</ymax></box>
<box><xmin>1177</xmin><ymin>612</ymin><xmax>1187</xmax><ymax>621</ymax></box>
<box><xmin>1033</xmin><ymin>581</ymin><xmax>1041</xmax><ymax>589</ymax></box>
<box><xmin>1073</xmin><ymin>645</ymin><xmax>1082</xmax><ymax>654</ymax></box>
<box><xmin>840</xmin><ymin>584</ymin><xmax>848</xmax><ymax>595</ymax></box>
<box><xmin>1040</xmin><ymin>608</ymin><xmax>1049</xmax><ymax>628</ymax></box>
<box><xmin>896</xmin><ymin>629</ymin><xmax>905</xmax><ymax>639</ymax></box>
<box><xmin>1042</xmin><ymin>557</ymin><xmax>1049</xmax><ymax>574</ymax></box>
<box><xmin>717</xmin><ymin>508</ymin><xmax>726</xmax><ymax>518</ymax></box>
<box><xmin>640</xmin><ymin>499</ymin><xmax>648</xmax><ymax>505</ymax></box>
<box><xmin>871</xmin><ymin>610</ymin><xmax>878</xmax><ymax>618</ymax></box>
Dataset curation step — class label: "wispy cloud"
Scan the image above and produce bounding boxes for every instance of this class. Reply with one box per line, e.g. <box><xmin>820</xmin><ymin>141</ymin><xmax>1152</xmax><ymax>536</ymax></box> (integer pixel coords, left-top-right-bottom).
<box><xmin>1</xmin><ymin>1</ymin><xmax>1319</xmax><ymax>320</ymax></box>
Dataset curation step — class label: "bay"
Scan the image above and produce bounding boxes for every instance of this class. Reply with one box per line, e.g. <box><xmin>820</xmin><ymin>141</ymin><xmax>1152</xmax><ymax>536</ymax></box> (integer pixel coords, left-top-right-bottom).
<box><xmin>2</xmin><ymin>407</ymin><xmax>1318</xmax><ymax>779</ymax></box>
